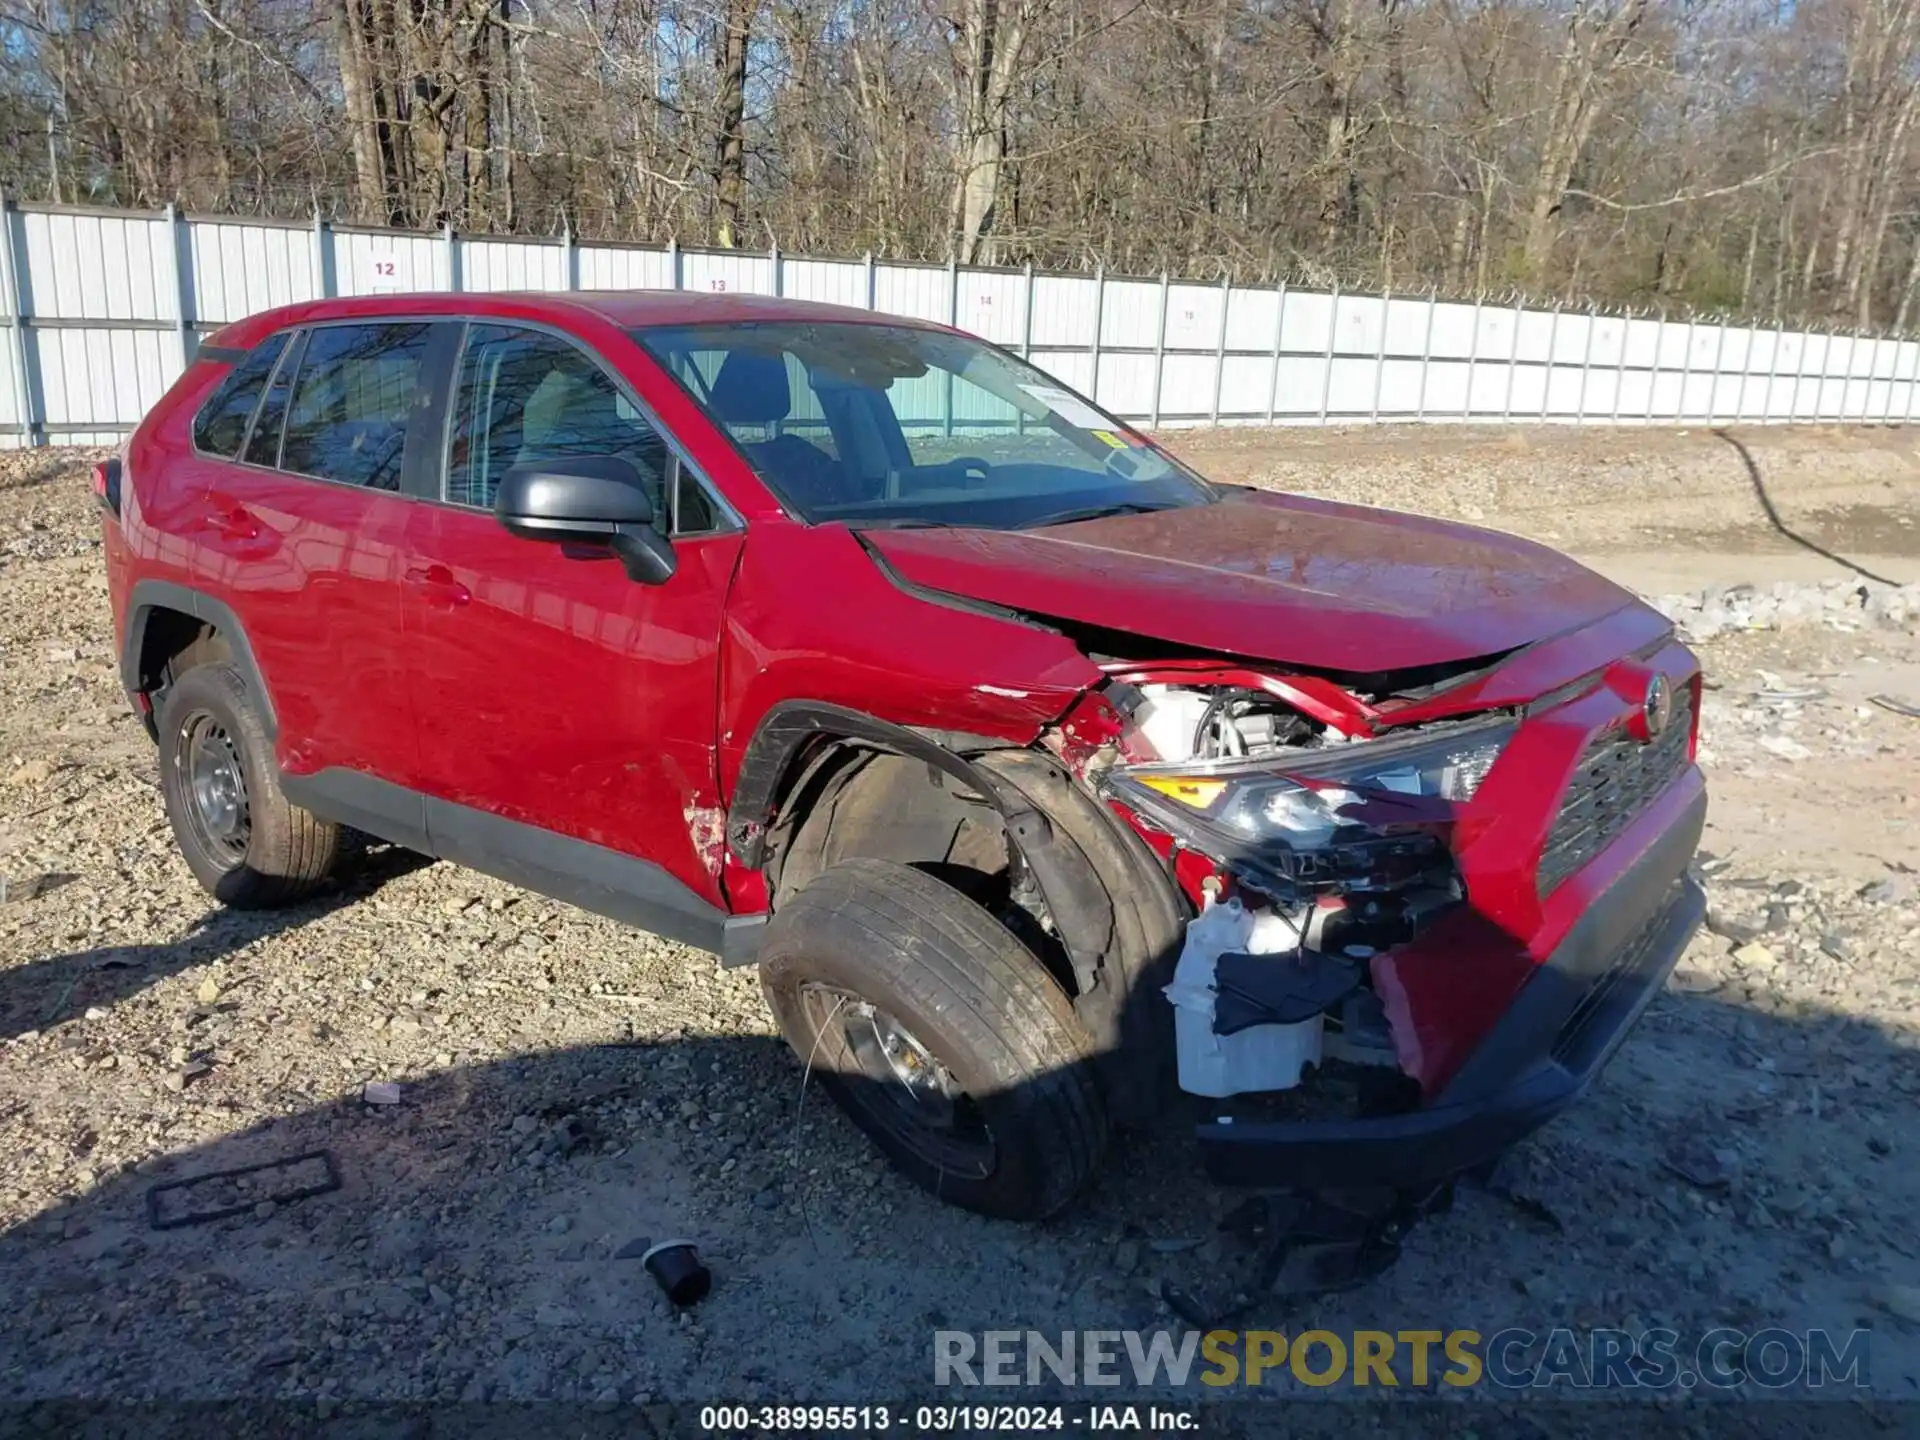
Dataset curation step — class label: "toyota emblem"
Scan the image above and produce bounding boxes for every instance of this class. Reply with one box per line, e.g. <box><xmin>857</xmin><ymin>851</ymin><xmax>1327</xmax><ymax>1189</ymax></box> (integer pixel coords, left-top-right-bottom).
<box><xmin>1642</xmin><ymin>674</ymin><xmax>1674</xmax><ymax>740</ymax></box>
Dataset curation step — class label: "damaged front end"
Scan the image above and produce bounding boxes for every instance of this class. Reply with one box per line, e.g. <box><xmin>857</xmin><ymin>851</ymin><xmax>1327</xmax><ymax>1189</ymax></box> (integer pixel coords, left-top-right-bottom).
<box><xmin>1047</xmin><ymin>638</ymin><xmax>1707</xmax><ymax>1295</ymax></box>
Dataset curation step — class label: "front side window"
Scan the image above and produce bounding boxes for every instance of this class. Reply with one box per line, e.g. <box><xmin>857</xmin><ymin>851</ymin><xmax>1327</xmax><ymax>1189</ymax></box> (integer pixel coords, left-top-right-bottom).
<box><xmin>447</xmin><ymin>324</ymin><xmax>670</xmax><ymax>519</ymax></box>
<box><xmin>634</xmin><ymin>321</ymin><xmax>1214</xmax><ymax>529</ymax></box>
<box><xmin>280</xmin><ymin>322</ymin><xmax>433</xmax><ymax>489</ymax></box>
<box><xmin>191</xmin><ymin>334</ymin><xmax>288</xmax><ymax>457</ymax></box>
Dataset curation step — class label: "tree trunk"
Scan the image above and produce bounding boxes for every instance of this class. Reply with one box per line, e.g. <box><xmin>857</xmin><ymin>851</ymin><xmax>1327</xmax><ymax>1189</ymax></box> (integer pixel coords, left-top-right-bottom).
<box><xmin>1520</xmin><ymin>0</ymin><xmax>1649</xmax><ymax>285</ymax></box>
<box><xmin>464</xmin><ymin>19</ymin><xmax>491</xmax><ymax>229</ymax></box>
<box><xmin>949</xmin><ymin>0</ymin><xmax>1042</xmax><ymax>264</ymax></box>
<box><xmin>331</xmin><ymin>0</ymin><xmax>388</xmax><ymax>223</ymax></box>
<box><xmin>713</xmin><ymin>0</ymin><xmax>753</xmax><ymax>247</ymax></box>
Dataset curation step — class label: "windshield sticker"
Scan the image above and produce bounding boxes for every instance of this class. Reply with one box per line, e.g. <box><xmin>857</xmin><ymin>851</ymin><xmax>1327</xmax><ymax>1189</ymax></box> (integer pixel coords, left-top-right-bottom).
<box><xmin>1019</xmin><ymin>384</ymin><xmax>1111</xmax><ymax>432</ymax></box>
<box><xmin>1089</xmin><ymin>428</ymin><xmax>1127</xmax><ymax>449</ymax></box>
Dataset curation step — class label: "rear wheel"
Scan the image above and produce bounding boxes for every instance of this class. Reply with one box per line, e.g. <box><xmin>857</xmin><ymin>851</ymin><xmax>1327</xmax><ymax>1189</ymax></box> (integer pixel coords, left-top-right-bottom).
<box><xmin>157</xmin><ymin>663</ymin><xmax>340</xmax><ymax>908</ymax></box>
<box><xmin>759</xmin><ymin>858</ymin><xmax>1107</xmax><ymax>1220</ymax></box>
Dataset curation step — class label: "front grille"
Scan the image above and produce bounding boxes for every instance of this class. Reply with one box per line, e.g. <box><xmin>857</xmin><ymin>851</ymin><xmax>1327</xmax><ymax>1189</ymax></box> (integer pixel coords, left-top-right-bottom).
<box><xmin>1538</xmin><ymin>716</ymin><xmax>1690</xmax><ymax>895</ymax></box>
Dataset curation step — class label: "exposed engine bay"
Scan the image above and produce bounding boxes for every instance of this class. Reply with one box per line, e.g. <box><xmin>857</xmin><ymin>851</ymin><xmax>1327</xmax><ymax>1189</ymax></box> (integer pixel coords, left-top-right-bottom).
<box><xmin>1085</xmin><ymin>675</ymin><xmax>1506</xmax><ymax>1099</ymax></box>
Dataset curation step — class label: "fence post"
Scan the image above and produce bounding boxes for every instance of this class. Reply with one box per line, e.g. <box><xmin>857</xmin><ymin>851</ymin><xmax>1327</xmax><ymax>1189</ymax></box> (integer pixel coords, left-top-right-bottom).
<box><xmin>1829</xmin><ymin>330</ymin><xmax>1844</xmax><ymax>420</ymax></box>
<box><xmin>1864</xmin><ymin>332</ymin><xmax>1878</xmax><ymax>421</ymax></box>
<box><xmin>1817</xmin><ymin>329</ymin><xmax>1832</xmax><ymax>421</ymax></box>
<box><xmin>1779</xmin><ymin>325</ymin><xmax>1798</xmax><ymax>425</ymax></box>
<box><xmin>1500</xmin><ymin>292</ymin><xmax>1525</xmax><ymax>422</ymax></box>
<box><xmin>1707</xmin><ymin>319</ymin><xmax>1727</xmax><ymax>424</ymax></box>
<box><xmin>0</xmin><ymin>190</ymin><xmax>36</xmax><ymax>448</ymax></box>
<box><xmin>1370</xmin><ymin>287</ymin><xmax>1389</xmax><ymax>424</ymax></box>
<box><xmin>561</xmin><ymin>224</ymin><xmax>578</xmax><ymax>290</ymax></box>
<box><xmin>1840</xmin><ymin>331</ymin><xmax>1854</xmax><ymax>421</ymax></box>
<box><xmin>1676</xmin><ymin>316</ymin><xmax>1696</xmax><ymax>423</ymax></box>
<box><xmin>1211</xmin><ymin>272</ymin><xmax>1230</xmax><ymax>426</ymax></box>
<box><xmin>1415</xmin><ymin>287</ymin><xmax>1436</xmax><ymax>422</ymax></box>
<box><xmin>1612</xmin><ymin>310</ymin><xmax>1631</xmax><ymax>423</ymax></box>
<box><xmin>1463</xmin><ymin>294</ymin><xmax>1481</xmax><ymax>421</ymax></box>
<box><xmin>1646</xmin><ymin>312</ymin><xmax>1664</xmax><ymax>424</ymax></box>
<box><xmin>1540</xmin><ymin>300</ymin><xmax>1560</xmax><ymax>421</ymax></box>
<box><xmin>669</xmin><ymin>238</ymin><xmax>682</xmax><ymax>291</ymax></box>
<box><xmin>1318</xmin><ymin>281</ymin><xmax>1339</xmax><ymax>425</ymax></box>
<box><xmin>1575</xmin><ymin>305</ymin><xmax>1597</xmax><ymax>424</ymax></box>
<box><xmin>771</xmin><ymin>241</ymin><xmax>783</xmax><ymax>298</ymax></box>
<box><xmin>1266</xmin><ymin>282</ymin><xmax>1287</xmax><ymax>425</ymax></box>
<box><xmin>1876</xmin><ymin>333</ymin><xmax>1894</xmax><ymax>424</ymax></box>
<box><xmin>444</xmin><ymin>222</ymin><xmax>460</xmax><ymax>292</ymax></box>
<box><xmin>1881</xmin><ymin>335</ymin><xmax>1900</xmax><ymax>424</ymax></box>
<box><xmin>944</xmin><ymin>257</ymin><xmax>959</xmax><ymax>436</ymax></box>
<box><xmin>1906</xmin><ymin>338</ymin><xmax>1919</xmax><ymax>425</ymax></box>
<box><xmin>1090</xmin><ymin>265</ymin><xmax>1106</xmax><ymax>409</ymax></box>
<box><xmin>1018</xmin><ymin>261</ymin><xmax>1035</xmax><ymax>436</ymax></box>
<box><xmin>1792</xmin><ymin>331</ymin><xmax>1810</xmax><ymax>423</ymax></box>
<box><xmin>1020</xmin><ymin>261</ymin><xmax>1034</xmax><ymax>358</ymax></box>
<box><xmin>1761</xmin><ymin>325</ymin><xmax>1782</xmax><ymax>424</ymax></box>
<box><xmin>1150</xmin><ymin>272</ymin><xmax>1169</xmax><ymax>429</ymax></box>
<box><xmin>163</xmin><ymin>203</ymin><xmax>197</xmax><ymax>369</ymax></box>
<box><xmin>312</xmin><ymin>209</ymin><xmax>336</xmax><ymax>298</ymax></box>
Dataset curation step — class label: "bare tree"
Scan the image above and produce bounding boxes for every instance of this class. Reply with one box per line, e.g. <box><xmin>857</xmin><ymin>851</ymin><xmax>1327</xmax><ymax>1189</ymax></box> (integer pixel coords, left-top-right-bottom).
<box><xmin>2</xmin><ymin>0</ymin><xmax>1913</xmax><ymax>328</ymax></box>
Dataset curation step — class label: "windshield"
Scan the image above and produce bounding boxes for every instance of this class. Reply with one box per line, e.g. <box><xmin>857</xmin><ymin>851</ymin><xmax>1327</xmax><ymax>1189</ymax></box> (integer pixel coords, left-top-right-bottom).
<box><xmin>633</xmin><ymin>321</ymin><xmax>1215</xmax><ymax>529</ymax></box>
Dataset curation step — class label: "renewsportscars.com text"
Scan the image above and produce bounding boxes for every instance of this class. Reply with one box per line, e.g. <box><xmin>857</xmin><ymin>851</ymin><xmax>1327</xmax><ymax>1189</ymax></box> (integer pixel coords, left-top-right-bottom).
<box><xmin>933</xmin><ymin>1327</ymin><xmax>1870</xmax><ymax>1391</ymax></box>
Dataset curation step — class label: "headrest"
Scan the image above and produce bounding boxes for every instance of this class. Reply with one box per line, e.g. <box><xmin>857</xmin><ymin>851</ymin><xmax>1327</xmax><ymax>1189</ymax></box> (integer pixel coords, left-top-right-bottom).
<box><xmin>708</xmin><ymin>349</ymin><xmax>791</xmax><ymax>425</ymax></box>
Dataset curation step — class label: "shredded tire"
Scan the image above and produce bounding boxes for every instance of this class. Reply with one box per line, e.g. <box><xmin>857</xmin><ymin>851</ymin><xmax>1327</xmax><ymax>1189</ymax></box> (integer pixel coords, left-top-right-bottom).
<box><xmin>760</xmin><ymin>857</ymin><xmax>1108</xmax><ymax>1221</ymax></box>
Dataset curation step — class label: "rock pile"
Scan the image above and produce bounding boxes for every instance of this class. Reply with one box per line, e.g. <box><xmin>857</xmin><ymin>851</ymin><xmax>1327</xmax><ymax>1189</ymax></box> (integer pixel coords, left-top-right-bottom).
<box><xmin>1650</xmin><ymin>577</ymin><xmax>1920</xmax><ymax>641</ymax></box>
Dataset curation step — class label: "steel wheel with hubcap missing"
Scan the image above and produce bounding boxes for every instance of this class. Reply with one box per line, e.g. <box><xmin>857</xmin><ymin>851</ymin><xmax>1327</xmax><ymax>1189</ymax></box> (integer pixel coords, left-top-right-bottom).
<box><xmin>759</xmin><ymin>857</ymin><xmax>1106</xmax><ymax>1220</ymax></box>
<box><xmin>179</xmin><ymin>711</ymin><xmax>252</xmax><ymax>863</ymax></box>
<box><xmin>799</xmin><ymin>983</ymin><xmax>997</xmax><ymax>1181</ymax></box>
<box><xmin>156</xmin><ymin>661</ymin><xmax>341</xmax><ymax>909</ymax></box>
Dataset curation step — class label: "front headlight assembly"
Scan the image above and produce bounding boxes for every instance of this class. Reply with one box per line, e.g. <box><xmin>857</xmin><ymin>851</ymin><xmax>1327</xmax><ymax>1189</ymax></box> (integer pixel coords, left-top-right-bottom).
<box><xmin>1103</xmin><ymin>718</ymin><xmax>1514</xmax><ymax>895</ymax></box>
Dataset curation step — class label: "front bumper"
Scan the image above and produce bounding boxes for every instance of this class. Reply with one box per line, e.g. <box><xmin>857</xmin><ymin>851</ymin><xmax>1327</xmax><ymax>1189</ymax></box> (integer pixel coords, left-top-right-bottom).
<box><xmin>1197</xmin><ymin>781</ymin><xmax>1706</xmax><ymax>1190</ymax></box>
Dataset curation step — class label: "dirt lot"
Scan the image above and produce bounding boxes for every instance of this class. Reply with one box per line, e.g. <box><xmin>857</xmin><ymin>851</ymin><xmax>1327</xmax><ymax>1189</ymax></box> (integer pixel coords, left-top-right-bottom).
<box><xmin>1</xmin><ymin>427</ymin><xmax>1918</xmax><ymax>1415</ymax></box>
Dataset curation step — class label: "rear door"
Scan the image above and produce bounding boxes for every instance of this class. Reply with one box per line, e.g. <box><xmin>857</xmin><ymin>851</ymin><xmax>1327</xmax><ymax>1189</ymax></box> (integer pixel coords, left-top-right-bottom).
<box><xmin>197</xmin><ymin>320</ymin><xmax>441</xmax><ymax>841</ymax></box>
<box><xmin>400</xmin><ymin>320</ymin><xmax>745</xmax><ymax>916</ymax></box>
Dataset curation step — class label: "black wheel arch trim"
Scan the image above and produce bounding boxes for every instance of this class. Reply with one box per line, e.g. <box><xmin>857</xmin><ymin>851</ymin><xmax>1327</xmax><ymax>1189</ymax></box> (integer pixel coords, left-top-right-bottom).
<box><xmin>725</xmin><ymin>700</ymin><xmax>1022</xmax><ymax>867</ymax></box>
<box><xmin>726</xmin><ymin>699</ymin><xmax>1186</xmax><ymax>1125</ymax></box>
<box><xmin>123</xmin><ymin>579</ymin><xmax>280</xmax><ymax>737</ymax></box>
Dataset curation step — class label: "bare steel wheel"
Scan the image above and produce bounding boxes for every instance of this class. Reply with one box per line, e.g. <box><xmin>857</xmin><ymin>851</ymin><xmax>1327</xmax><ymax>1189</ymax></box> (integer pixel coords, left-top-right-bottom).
<box><xmin>180</xmin><ymin>713</ymin><xmax>251</xmax><ymax>863</ymax></box>
<box><xmin>157</xmin><ymin>662</ymin><xmax>340</xmax><ymax>909</ymax></box>
<box><xmin>760</xmin><ymin>858</ymin><xmax>1106</xmax><ymax>1220</ymax></box>
<box><xmin>800</xmin><ymin>984</ymin><xmax>996</xmax><ymax>1182</ymax></box>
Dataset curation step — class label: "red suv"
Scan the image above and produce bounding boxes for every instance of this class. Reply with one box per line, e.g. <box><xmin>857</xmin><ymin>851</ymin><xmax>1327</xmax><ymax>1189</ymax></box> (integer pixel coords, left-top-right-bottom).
<box><xmin>100</xmin><ymin>291</ymin><xmax>1705</xmax><ymax>1273</ymax></box>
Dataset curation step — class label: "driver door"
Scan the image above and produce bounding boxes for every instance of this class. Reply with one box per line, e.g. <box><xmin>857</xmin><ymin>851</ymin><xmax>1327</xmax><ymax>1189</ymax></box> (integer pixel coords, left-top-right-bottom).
<box><xmin>400</xmin><ymin>321</ymin><xmax>744</xmax><ymax>910</ymax></box>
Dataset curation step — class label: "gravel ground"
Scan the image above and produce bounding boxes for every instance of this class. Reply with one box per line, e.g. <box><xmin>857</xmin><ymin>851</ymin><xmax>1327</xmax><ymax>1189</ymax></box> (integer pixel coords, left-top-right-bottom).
<box><xmin>1</xmin><ymin>431</ymin><xmax>1918</xmax><ymax>1414</ymax></box>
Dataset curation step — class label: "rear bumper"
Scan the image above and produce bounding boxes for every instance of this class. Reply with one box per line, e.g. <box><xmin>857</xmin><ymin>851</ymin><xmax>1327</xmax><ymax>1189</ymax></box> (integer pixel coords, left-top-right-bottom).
<box><xmin>1197</xmin><ymin>782</ymin><xmax>1706</xmax><ymax>1189</ymax></box>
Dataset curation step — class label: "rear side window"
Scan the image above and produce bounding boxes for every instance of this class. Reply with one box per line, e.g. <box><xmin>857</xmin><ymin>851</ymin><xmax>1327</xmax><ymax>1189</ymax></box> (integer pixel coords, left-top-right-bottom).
<box><xmin>280</xmin><ymin>323</ymin><xmax>433</xmax><ymax>490</ymax></box>
<box><xmin>243</xmin><ymin>334</ymin><xmax>302</xmax><ymax>469</ymax></box>
<box><xmin>190</xmin><ymin>335</ymin><xmax>288</xmax><ymax>457</ymax></box>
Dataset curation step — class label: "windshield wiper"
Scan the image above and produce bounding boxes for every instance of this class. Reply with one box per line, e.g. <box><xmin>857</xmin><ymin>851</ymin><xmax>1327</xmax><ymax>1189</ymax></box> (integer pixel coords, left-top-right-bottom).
<box><xmin>1024</xmin><ymin>501</ymin><xmax>1181</xmax><ymax>529</ymax></box>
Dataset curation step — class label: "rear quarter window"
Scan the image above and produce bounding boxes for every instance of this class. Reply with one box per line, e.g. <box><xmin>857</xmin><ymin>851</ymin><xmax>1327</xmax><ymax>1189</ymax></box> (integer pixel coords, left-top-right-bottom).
<box><xmin>190</xmin><ymin>335</ymin><xmax>289</xmax><ymax>457</ymax></box>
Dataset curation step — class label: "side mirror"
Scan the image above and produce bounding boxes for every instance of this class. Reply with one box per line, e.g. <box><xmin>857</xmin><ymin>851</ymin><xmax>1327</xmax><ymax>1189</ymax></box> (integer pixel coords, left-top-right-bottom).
<box><xmin>493</xmin><ymin>456</ymin><xmax>677</xmax><ymax>586</ymax></box>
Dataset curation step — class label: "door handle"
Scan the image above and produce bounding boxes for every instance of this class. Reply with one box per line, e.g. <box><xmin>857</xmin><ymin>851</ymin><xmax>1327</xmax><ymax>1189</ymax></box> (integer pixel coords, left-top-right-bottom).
<box><xmin>405</xmin><ymin>564</ymin><xmax>471</xmax><ymax>608</ymax></box>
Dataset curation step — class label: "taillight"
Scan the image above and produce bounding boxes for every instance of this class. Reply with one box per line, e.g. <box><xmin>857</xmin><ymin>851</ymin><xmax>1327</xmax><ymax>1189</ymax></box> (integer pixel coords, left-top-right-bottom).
<box><xmin>93</xmin><ymin>458</ymin><xmax>122</xmax><ymax>518</ymax></box>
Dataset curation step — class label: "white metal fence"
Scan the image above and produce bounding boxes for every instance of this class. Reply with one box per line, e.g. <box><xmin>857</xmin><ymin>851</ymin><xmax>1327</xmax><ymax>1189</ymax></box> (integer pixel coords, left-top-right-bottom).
<box><xmin>4</xmin><ymin>195</ymin><xmax>1919</xmax><ymax>448</ymax></box>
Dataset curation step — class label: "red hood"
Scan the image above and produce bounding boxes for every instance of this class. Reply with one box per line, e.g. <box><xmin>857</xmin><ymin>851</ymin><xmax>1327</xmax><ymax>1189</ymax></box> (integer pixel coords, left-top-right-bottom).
<box><xmin>863</xmin><ymin>490</ymin><xmax>1637</xmax><ymax>674</ymax></box>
